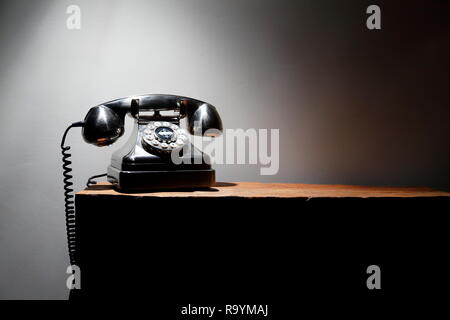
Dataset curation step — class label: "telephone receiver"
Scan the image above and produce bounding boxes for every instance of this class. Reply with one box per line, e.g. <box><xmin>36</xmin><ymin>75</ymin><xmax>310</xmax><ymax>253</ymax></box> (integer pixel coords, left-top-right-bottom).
<box><xmin>82</xmin><ymin>94</ymin><xmax>222</xmax><ymax>148</ymax></box>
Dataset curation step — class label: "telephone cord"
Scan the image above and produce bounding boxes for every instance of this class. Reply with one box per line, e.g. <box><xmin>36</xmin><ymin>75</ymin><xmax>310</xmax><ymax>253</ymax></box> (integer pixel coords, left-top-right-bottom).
<box><xmin>86</xmin><ymin>173</ymin><xmax>108</xmax><ymax>188</ymax></box>
<box><xmin>61</xmin><ymin>122</ymin><xmax>84</xmax><ymax>266</ymax></box>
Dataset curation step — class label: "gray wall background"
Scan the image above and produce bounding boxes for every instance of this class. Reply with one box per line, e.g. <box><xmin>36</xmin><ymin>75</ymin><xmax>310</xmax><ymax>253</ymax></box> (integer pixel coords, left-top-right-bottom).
<box><xmin>0</xmin><ymin>0</ymin><xmax>448</xmax><ymax>299</ymax></box>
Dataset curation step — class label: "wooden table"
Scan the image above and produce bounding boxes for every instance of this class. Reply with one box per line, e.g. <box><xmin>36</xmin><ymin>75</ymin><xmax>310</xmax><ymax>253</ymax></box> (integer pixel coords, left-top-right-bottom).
<box><xmin>73</xmin><ymin>182</ymin><xmax>450</xmax><ymax>306</ymax></box>
<box><xmin>78</xmin><ymin>181</ymin><xmax>450</xmax><ymax>198</ymax></box>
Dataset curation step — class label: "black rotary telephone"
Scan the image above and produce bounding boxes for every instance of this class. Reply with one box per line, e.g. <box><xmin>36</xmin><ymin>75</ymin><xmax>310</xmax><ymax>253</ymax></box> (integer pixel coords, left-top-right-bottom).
<box><xmin>61</xmin><ymin>94</ymin><xmax>223</xmax><ymax>266</ymax></box>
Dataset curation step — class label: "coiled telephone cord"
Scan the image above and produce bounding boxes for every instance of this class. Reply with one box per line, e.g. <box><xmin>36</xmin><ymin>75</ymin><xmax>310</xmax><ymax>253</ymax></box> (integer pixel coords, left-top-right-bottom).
<box><xmin>61</xmin><ymin>122</ymin><xmax>84</xmax><ymax>266</ymax></box>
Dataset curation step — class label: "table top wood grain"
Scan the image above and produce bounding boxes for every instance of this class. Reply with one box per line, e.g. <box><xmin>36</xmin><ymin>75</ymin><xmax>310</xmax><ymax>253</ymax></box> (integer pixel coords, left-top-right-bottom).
<box><xmin>77</xmin><ymin>182</ymin><xmax>450</xmax><ymax>198</ymax></box>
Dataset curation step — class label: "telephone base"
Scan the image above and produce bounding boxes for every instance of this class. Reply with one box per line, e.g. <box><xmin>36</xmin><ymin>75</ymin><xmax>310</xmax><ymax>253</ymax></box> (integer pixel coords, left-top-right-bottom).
<box><xmin>107</xmin><ymin>166</ymin><xmax>216</xmax><ymax>191</ymax></box>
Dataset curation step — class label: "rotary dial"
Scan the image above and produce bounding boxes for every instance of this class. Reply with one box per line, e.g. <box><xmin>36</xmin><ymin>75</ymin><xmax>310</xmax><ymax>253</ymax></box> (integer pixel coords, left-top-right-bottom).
<box><xmin>141</xmin><ymin>121</ymin><xmax>188</xmax><ymax>154</ymax></box>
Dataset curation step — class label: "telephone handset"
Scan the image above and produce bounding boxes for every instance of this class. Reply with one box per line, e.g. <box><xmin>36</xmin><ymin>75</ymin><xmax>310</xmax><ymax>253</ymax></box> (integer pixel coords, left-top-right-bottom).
<box><xmin>81</xmin><ymin>94</ymin><xmax>222</xmax><ymax>146</ymax></box>
<box><xmin>61</xmin><ymin>94</ymin><xmax>222</xmax><ymax>266</ymax></box>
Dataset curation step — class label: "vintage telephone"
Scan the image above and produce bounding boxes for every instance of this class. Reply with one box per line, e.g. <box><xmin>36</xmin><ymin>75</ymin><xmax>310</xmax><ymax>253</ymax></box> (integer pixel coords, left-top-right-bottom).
<box><xmin>61</xmin><ymin>94</ymin><xmax>222</xmax><ymax>265</ymax></box>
